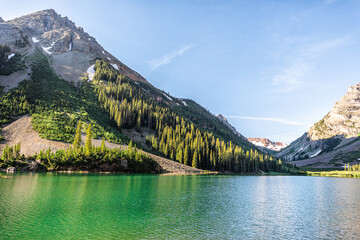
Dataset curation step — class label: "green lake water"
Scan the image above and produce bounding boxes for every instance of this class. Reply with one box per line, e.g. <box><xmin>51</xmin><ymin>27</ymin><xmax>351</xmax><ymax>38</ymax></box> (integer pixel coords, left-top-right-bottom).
<box><xmin>1</xmin><ymin>174</ymin><xmax>360</xmax><ymax>239</ymax></box>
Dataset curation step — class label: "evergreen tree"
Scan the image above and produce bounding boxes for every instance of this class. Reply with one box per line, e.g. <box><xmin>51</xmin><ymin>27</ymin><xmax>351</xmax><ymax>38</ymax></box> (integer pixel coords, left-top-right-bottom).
<box><xmin>85</xmin><ymin>123</ymin><xmax>92</xmax><ymax>155</ymax></box>
<box><xmin>128</xmin><ymin>140</ymin><xmax>133</xmax><ymax>151</ymax></box>
<box><xmin>192</xmin><ymin>149</ymin><xmax>198</xmax><ymax>168</ymax></box>
<box><xmin>175</xmin><ymin>145</ymin><xmax>183</xmax><ymax>163</ymax></box>
<box><xmin>184</xmin><ymin>145</ymin><xmax>189</xmax><ymax>165</ymax></box>
<box><xmin>14</xmin><ymin>143</ymin><xmax>21</xmax><ymax>159</ymax></box>
<box><xmin>100</xmin><ymin>137</ymin><xmax>106</xmax><ymax>152</ymax></box>
<box><xmin>73</xmin><ymin>120</ymin><xmax>82</xmax><ymax>150</ymax></box>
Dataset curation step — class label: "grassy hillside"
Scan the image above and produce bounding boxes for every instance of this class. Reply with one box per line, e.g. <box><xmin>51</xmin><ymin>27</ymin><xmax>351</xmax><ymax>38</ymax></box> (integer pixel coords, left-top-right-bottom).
<box><xmin>0</xmin><ymin>49</ymin><xmax>126</xmax><ymax>143</ymax></box>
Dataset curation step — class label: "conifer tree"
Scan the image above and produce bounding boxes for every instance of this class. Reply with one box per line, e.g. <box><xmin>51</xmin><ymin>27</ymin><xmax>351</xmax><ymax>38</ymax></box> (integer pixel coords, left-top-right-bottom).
<box><xmin>128</xmin><ymin>140</ymin><xmax>133</xmax><ymax>151</ymax></box>
<box><xmin>176</xmin><ymin>146</ymin><xmax>183</xmax><ymax>163</ymax></box>
<box><xmin>192</xmin><ymin>149</ymin><xmax>198</xmax><ymax>168</ymax></box>
<box><xmin>184</xmin><ymin>145</ymin><xmax>189</xmax><ymax>165</ymax></box>
<box><xmin>14</xmin><ymin>143</ymin><xmax>21</xmax><ymax>159</ymax></box>
<box><xmin>73</xmin><ymin>120</ymin><xmax>82</xmax><ymax>150</ymax></box>
<box><xmin>100</xmin><ymin>137</ymin><xmax>106</xmax><ymax>153</ymax></box>
<box><xmin>85</xmin><ymin>123</ymin><xmax>92</xmax><ymax>155</ymax></box>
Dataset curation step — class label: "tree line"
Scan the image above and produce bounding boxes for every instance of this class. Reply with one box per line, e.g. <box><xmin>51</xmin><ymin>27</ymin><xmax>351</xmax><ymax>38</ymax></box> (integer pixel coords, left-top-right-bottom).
<box><xmin>93</xmin><ymin>60</ymin><xmax>294</xmax><ymax>173</ymax></box>
<box><xmin>1</xmin><ymin>121</ymin><xmax>160</xmax><ymax>173</ymax></box>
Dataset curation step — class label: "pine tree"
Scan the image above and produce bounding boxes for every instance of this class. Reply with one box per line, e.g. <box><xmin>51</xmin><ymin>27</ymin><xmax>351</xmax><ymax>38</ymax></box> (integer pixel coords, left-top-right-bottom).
<box><xmin>14</xmin><ymin>143</ymin><xmax>21</xmax><ymax>159</ymax></box>
<box><xmin>100</xmin><ymin>137</ymin><xmax>106</xmax><ymax>153</ymax></box>
<box><xmin>73</xmin><ymin>120</ymin><xmax>82</xmax><ymax>150</ymax></box>
<box><xmin>128</xmin><ymin>140</ymin><xmax>133</xmax><ymax>151</ymax></box>
<box><xmin>176</xmin><ymin>145</ymin><xmax>183</xmax><ymax>163</ymax></box>
<box><xmin>2</xmin><ymin>144</ymin><xmax>8</xmax><ymax>161</ymax></box>
<box><xmin>192</xmin><ymin>149</ymin><xmax>198</xmax><ymax>168</ymax></box>
<box><xmin>136</xmin><ymin>115</ymin><xmax>141</xmax><ymax>131</ymax></box>
<box><xmin>85</xmin><ymin>123</ymin><xmax>92</xmax><ymax>155</ymax></box>
<box><xmin>184</xmin><ymin>145</ymin><xmax>189</xmax><ymax>165</ymax></box>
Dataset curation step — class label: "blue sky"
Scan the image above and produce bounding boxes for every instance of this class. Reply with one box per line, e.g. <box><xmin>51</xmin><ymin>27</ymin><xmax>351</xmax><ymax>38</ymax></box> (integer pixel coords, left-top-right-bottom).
<box><xmin>1</xmin><ymin>0</ymin><xmax>360</xmax><ymax>143</ymax></box>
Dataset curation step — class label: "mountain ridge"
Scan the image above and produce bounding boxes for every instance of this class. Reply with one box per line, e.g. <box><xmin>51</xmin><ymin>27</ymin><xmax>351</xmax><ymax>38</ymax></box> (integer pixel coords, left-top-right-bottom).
<box><xmin>216</xmin><ymin>114</ymin><xmax>247</xmax><ymax>140</ymax></box>
<box><xmin>277</xmin><ymin>82</ymin><xmax>360</xmax><ymax>168</ymax></box>
<box><xmin>247</xmin><ymin>137</ymin><xmax>288</xmax><ymax>152</ymax></box>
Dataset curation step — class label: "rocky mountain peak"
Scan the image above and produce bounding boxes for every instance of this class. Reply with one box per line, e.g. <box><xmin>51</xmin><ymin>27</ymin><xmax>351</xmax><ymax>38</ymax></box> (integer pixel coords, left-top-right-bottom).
<box><xmin>0</xmin><ymin>17</ymin><xmax>4</xmax><ymax>23</ymax></box>
<box><xmin>308</xmin><ymin>82</ymin><xmax>360</xmax><ymax>140</ymax></box>
<box><xmin>247</xmin><ymin>137</ymin><xmax>288</xmax><ymax>151</ymax></box>
<box><xmin>0</xmin><ymin>9</ymin><xmax>147</xmax><ymax>84</ymax></box>
<box><xmin>276</xmin><ymin>82</ymin><xmax>360</xmax><ymax>167</ymax></box>
<box><xmin>8</xmin><ymin>9</ymin><xmax>76</xmax><ymax>35</ymax></box>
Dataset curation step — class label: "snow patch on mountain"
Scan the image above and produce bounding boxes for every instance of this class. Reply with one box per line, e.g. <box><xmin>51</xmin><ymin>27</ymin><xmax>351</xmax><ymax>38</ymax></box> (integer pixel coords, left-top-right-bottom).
<box><xmin>42</xmin><ymin>46</ymin><xmax>52</xmax><ymax>54</ymax></box>
<box><xmin>310</xmin><ymin>149</ymin><xmax>321</xmax><ymax>158</ymax></box>
<box><xmin>247</xmin><ymin>137</ymin><xmax>288</xmax><ymax>152</ymax></box>
<box><xmin>163</xmin><ymin>93</ymin><xmax>173</xmax><ymax>101</ymax></box>
<box><xmin>7</xmin><ymin>53</ymin><xmax>15</xmax><ymax>60</ymax></box>
<box><xmin>111</xmin><ymin>63</ymin><xmax>119</xmax><ymax>71</ymax></box>
<box><xmin>42</xmin><ymin>41</ymin><xmax>55</xmax><ymax>55</ymax></box>
<box><xmin>87</xmin><ymin>64</ymin><xmax>95</xmax><ymax>81</ymax></box>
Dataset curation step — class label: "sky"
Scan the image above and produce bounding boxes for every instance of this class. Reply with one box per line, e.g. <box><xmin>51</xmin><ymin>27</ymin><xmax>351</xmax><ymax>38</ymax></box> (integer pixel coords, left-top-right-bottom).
<box><xmin>1</xmin><ymin>0</ymin><xmax>360</xmax><ymax>143</ymax></box>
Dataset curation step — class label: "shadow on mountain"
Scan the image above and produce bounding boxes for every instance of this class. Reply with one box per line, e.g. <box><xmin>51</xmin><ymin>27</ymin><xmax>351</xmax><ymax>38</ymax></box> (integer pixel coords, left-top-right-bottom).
<box><xmin>276</xmin><ymin>134</ymin><xmax>360</xmax><ymax>169</ymax></box>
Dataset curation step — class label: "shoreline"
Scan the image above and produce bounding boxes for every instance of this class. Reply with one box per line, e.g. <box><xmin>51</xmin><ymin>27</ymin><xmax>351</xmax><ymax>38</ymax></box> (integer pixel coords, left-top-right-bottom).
<box><xmin>307</xmin><ymin>170</ymin><xmax>360</xmax><ymax>178</ymax></box>
<box><xmin>0</xmin><ymin>169</ymin><xmax>306</xmax><ymax>177</ymax></box>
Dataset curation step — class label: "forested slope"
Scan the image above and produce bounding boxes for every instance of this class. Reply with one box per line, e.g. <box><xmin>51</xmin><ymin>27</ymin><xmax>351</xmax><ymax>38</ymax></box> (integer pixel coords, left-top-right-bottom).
<box><xmin>0</xmin><ymin>47</ymin><xmax>296</xmax><ymax>173</ymax></box>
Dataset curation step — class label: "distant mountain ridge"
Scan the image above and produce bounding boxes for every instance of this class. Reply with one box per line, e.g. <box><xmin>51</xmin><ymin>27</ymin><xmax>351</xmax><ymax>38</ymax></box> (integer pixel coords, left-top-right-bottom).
<box><xmin>247</xmin><ymin>137</ymin><xmax>288</xmax><ymax>152</ymax></box>
<box><xmin>276</xmin><ymin>82</ymin><xmax>360</xmax><ymax>168</ymax></box>
<box><xmin>216</xmin><ymin>114</ymin><xmax>246</xmax><ymax>140</ymax></box>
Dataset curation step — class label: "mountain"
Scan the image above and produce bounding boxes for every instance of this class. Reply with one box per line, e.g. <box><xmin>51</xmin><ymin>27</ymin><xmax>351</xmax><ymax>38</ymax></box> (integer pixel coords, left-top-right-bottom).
<box><xmin>276</xmin><ymin>82</ymin><xmax>360</xmax><ymax>169</ymax></box>
<box><xmin>0</xmin><ymin>9</ymin><xmax>293</xmax><ymax>173</ymax></box>
<box><xmin>247</xmin><ymin>138</ymin><xmax>288</xmax><ymax>152</ymax></box>
<box><xmin>216</xmin><ymin>114</ymin><xmax>288</xmax><ymax>152</ymax></box>
<box><xmin>0</xmin><ymin>9</ymin><xmax>145</xmax><ymax>86</ymax></box>
<box><xmin>216</xmin><ymin>114</ymin><xmax>246</xmax><ymax>140</ymax></box>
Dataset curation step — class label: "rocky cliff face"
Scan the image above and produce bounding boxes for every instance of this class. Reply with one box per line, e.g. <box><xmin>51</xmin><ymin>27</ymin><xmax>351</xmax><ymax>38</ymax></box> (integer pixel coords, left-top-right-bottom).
<box><xmin>0</xmin><ymin>9</ymin><xmax>146</xmax><ymax>86</ymax></box>
<box><xmin>247</xmin><ymin>137</ymin><xmax>288</xmax><ymax>151</ymax></box>
<box><xmin>276</xmin><ymin>82</ymin><xmax>360</xmax><ymax>168</ymax></box>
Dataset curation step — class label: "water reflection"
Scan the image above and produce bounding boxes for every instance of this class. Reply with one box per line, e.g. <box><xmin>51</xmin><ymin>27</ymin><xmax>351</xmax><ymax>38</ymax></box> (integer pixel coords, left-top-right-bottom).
<box><xmin>1</xmin><ymin>174</ymin><xmax>360</xmax><ymax>239</ymax></box>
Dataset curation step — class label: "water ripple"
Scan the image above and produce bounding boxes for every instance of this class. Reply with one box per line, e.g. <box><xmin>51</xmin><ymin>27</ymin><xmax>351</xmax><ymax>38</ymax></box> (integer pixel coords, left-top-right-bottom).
<box><xmin>1</xmin><ymin>174</ymin><xmax>360</xmax><ymax>239</ymax></box>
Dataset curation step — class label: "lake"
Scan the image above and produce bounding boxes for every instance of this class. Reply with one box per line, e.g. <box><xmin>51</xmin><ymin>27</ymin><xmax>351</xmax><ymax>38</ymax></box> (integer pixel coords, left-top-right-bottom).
<box><xmin>1</xmin><ymin>174</ymin><xmax>360</xmax><ymax>239</ymax></box>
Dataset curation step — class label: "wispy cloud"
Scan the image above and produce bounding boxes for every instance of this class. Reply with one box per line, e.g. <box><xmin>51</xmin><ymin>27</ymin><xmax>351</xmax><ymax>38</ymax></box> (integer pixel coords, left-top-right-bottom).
<box><xmin>324</xmin><ymin>0</ymin><xmax>337</xmax><ymax>5</ymax></box>
<box><xmin>146</xmin><ymin>44</ymin><xmax>195</xmax><ymax>75</ymax></box>
<box><xmin>272</xmin><ymin>61</ymin><xmax>310</xmax><ymax>92</ymax></box>
<box><xmin>226</xmin><ymin>116</ymin><xmax>309</xmax><ymax>126</ymax></box>
<box><xmin>272</xmin><ymin>37</ymin><xmax>349</xmax><ymax>92</ymax></box>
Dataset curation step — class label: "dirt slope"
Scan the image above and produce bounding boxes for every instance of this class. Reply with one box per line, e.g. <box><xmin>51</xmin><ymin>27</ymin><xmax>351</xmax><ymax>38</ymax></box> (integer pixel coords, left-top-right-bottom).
<box><xmin>0</xmin><ymin>115</ymin><xmax>206</xmax><ymax>174</ymax></box>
